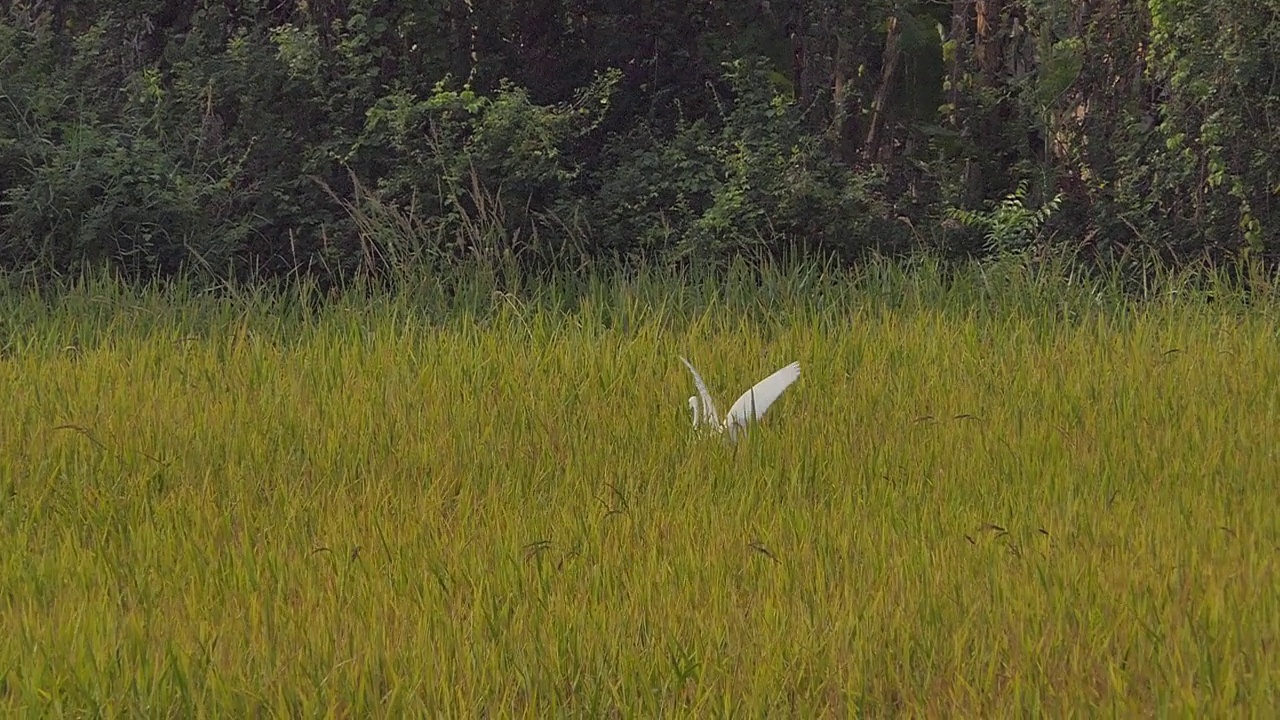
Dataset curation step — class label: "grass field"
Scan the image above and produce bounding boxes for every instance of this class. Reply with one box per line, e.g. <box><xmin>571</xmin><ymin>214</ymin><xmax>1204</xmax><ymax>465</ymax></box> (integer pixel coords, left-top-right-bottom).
<box><xmin>2</xmin><ymin>261</ymin><xmax>1279</xmax><ymax>715</ymax></box>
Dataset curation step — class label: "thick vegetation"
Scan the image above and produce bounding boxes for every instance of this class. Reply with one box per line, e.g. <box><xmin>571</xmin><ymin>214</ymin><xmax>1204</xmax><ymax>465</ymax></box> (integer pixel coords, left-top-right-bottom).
<box><xmin>1</xmin><ymin>263</ymin><xmax>1279</xmax><ymax>714</ymax></box>
<box><xmin>1</xmin><ymin>1</ymin><xmax>1278</xmax><ymax>284</ymax></box>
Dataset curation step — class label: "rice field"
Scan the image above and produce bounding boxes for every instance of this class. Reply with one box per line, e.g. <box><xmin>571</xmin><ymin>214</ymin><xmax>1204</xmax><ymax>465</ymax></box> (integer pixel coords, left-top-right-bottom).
<box><xmin>2</xmin><ymin>262</ymin><xmax>1279</xmax><ymax>716</ymax></box>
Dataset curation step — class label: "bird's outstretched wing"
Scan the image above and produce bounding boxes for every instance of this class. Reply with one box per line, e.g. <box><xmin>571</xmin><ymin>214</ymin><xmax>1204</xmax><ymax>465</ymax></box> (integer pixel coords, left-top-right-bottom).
<box><xmin>726</xmin><ymin>361</ymin><xmax>800</xmax><ymax>429</ymax></box>
<box><xmin>679</xmin><ymin>356</ymin><xmax>720</xmax><ymax>425</ymax></box>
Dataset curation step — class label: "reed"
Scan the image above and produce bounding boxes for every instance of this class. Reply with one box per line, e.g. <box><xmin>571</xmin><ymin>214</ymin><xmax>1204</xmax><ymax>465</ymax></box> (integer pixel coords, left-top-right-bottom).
<box><xmin>2</xmin><ymin>259</ymin><xmax>1277</xmax><ymax>715</ymax></box>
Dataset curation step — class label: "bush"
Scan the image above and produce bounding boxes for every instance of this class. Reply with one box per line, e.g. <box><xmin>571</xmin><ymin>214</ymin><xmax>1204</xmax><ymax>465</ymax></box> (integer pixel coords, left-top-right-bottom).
<box><xmin>343</xmin><ymin>70</ymin><xmax>619</xmax><ymax>274</ymax></box>
<box><xmin>587</xmin><ymin>57</ymin><xmax>896</xmax><ymax>266</ymax></box>
<box><xmin>5</xmin><ymin>1</ymin><xmax>1280</xmax><ymax>286</ymax></box>
<box><xmin>0</xmin><ymin>13</ymin><xmax>331</xmax><ymax>279</ymax></box>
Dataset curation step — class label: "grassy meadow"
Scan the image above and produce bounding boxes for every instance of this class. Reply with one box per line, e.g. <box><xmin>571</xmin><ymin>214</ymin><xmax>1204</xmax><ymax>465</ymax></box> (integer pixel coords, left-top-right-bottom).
<box><xmin>2</xmin><ymin>261</ymin><xmax>1279</xmax><ymax>715</ymax></box>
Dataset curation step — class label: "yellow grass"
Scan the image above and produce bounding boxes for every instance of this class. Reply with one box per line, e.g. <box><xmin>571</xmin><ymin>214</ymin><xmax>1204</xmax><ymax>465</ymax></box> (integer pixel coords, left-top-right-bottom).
<box><xmin>1</xmin><ymin>265</ymin><xmax>1278</xmax><ymax>715</ymax></box>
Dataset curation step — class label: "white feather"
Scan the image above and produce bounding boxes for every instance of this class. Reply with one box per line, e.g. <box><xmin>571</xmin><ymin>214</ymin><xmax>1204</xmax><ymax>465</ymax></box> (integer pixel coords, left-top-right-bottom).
<box><xmin>679</xmin><ymin>356</ymin><xmax>800</xmax><ymax>439</ymax></box>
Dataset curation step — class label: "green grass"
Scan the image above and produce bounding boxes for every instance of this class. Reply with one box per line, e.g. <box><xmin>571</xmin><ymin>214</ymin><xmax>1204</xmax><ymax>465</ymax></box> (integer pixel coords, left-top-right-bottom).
<box><xmin>2</xmin><ymin>260</ymin><xmax>1279</xmax><ymax>716</ymax></box>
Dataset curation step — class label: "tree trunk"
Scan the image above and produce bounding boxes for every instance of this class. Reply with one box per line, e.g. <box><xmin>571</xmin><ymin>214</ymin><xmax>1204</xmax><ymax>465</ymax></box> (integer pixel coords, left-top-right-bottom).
<box><xmin>975</xmin><ymin>0</ymin><xmax>1003</xmax><ymax>83</ymax></box>
<box><xmin>948</xmin><ymin>0</ymin><xmax>971</xmax><ymax>114</ymax></box>
<box><xmin>830</xmin><ymin>33</ymin><xmax>860</xmax><ymax>162</ymax></box>
<box><xmin>864</xmin><ymin>15</ymin><xmax>903</xmax><ymax>161</ymax></box>
<box><xmin>448</xmin><ymin>0</ymin><xmax>476</xmax><ymax>81</ymax></box>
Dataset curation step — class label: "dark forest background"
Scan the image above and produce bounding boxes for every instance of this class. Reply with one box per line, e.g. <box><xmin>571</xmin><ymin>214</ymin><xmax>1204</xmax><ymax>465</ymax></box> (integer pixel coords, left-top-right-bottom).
<box><xmin>1</xmin><ymin>0</ymin><xmax>1277</xmax><ymax>285</ymax></box>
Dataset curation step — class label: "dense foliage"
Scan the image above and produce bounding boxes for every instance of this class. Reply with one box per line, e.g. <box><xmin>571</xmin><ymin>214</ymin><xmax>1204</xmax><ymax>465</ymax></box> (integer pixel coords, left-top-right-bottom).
<box><xmin>1</xmin><ymin>0</ymin><xmax>1277</xmax><ymax>283</ymax></box>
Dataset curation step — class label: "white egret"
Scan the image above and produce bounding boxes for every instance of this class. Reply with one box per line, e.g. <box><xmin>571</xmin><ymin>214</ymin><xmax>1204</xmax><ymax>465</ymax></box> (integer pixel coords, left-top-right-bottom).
<box><xmin>679</xmin><ymin>356</ymin><xmax>800</xmax><ymax>440</ymax></box>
